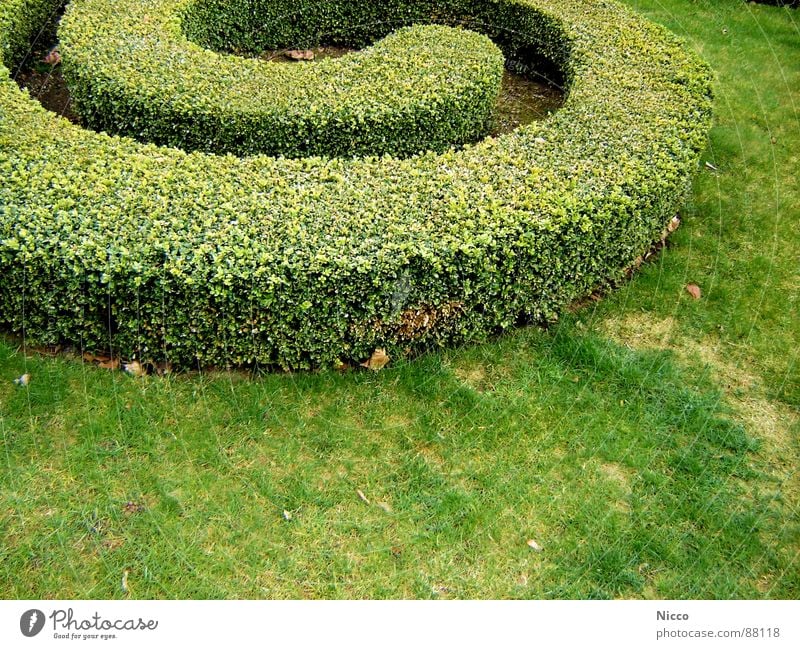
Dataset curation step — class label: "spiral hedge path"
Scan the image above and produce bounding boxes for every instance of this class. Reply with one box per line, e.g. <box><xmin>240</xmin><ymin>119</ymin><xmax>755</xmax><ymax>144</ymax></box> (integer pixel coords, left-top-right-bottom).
<box><xmin>0</xmin><ymin>0</ymin><xmax>713</xmax><ymax>369</ymax></box>
<box><xmin>60</xmin><ymin>1</ymin><xmax>507</xmax><ymax>158</ymax></box>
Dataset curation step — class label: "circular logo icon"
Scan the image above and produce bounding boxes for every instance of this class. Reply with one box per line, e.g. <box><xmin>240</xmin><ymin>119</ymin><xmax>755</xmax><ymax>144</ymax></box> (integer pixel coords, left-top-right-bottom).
<box><xmin>20</xmin><ymin>609</ymin><xmax>46</xmax><ymax>637</ymax></box>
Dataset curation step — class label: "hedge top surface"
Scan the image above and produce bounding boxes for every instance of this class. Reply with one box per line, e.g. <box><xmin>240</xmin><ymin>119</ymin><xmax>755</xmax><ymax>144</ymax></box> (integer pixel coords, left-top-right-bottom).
<box><xmin>0</xmin><ymin>0</ymin><xmax>714</xmax><ymax>369</ymax></box>
<box><xmin>59</xmin><ymin>1</ymin><xmax>506</xmax><ymax>156</ymax></box>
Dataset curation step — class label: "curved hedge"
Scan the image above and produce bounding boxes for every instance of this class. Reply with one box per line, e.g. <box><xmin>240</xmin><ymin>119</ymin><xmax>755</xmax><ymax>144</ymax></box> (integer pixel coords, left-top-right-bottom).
<box><xmin>60</xmin><ymin>1</ymin><xmax>505</xmax><ymax>158</ymax></box>
<box><xmin>0</xmin><ymin>0</ymin><xmax>713</xmax><ymax>370</ymax></box>
<box><xmin>749</xmin><ymin>1</ymin><xmax>798</xmax><ymax>7</ymax></box>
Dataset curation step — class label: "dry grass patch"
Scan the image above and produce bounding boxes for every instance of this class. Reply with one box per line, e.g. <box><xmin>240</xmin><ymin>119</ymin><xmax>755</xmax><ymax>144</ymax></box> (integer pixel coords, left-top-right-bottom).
<box><xmin>602</xmin><ymin>312</ymin><xmax>794</xmax><ymax>450</ymax></box>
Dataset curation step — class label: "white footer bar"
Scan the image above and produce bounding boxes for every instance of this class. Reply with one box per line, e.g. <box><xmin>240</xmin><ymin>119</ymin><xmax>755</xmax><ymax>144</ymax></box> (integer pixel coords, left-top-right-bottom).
<box><xmin>1</xmin><ymin>600</ymin><xmax>797</xmax><ymax>648</ymax></box>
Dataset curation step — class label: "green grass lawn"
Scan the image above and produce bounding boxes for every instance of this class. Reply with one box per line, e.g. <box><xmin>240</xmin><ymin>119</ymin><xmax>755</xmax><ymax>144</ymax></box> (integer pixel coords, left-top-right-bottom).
<box><xmin>0</xmin><ymin>0</ymin><xmax>797</xmax><ymax>598</ymax></box>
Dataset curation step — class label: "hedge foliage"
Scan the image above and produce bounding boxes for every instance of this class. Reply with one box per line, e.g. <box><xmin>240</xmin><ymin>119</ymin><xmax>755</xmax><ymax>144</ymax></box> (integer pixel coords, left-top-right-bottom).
<box><xmin>749</xmin><ymin>1</ymin><xmax>798</xmax><ymax>8</ymax></box>
<box><xmin>0</xmin><ymin>0</ymin><xmax>714</xmax><ymax>369</ymax></box>
<box><xmin>60</xmin><ymin>1</ymin><xmax>505</xmax><ymax>157</ymax></box>
<box><xmin>0</xmin><ymin>0</ymin><xmax>58</xmax><ymax>68</ymax></box>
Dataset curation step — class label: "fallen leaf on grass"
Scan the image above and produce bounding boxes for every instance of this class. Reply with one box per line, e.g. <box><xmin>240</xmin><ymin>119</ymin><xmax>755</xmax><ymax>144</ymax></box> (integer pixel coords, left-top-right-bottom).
<box><xmin>360</xmin><ymin>348</ymin><xmax>390</xmax><ymax>371</ymax></box>
<box><xmin>84</xmin><ymin>352</ymin><xmax>109</xmax><ymax>362</ymax></box>
<box><xmin>153</xmin><ymin>361</ymin><xmax>173</xmax><ymax>376</ymax></box>
<box><xmin>124</xmin><ymin>361</ymin><xmax>146</xmax><ymax>377</ymax></box>
<box><xmin>526</xmin><ymin>539</ymin><xmax>543</xmax><ymax>552</ymax></box>
<box><xmin>31</xmin><ymin>345</ymin><xmax>60</xmax><ymax>357</ymax></box>
<box><xmin>377</xmin><ymin>501</ymin><xmax>393</xmax><ymax>513</ymax></box>
<box><xmin>685</xmin><ymin>284</ymin><xmax>702</xmax><ymax>300</ymax></box>
<box><xmin>661</xmin><ymin>215</ymin><xmax>681</xmax><ymax>243</ymax></box>
<box><xmin>356</xmin><ymin>489</ymin><xmax>370</xmax><ymax>504</ymax></box>
<box><xmin>122</xmin><ymin>501</ymin><xmax>145</xmax><ymax>515</ymax></box>
<box><xmin>13</xmin><ymin>373</ymin><xmax>30</xmax><ymax>386</ymax></box>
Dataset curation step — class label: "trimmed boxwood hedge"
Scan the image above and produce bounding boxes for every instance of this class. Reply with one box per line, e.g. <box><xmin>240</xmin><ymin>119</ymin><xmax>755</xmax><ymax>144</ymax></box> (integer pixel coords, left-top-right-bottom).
<box><xmin>60</xmin><ymin>2</ymin><xmax>505</xmax><ymax>158</ymax></box>
<box><xmin>749</xmin><ymin>1</ymin><xmax>798</xmax><ymax>7</ymax></box>
<box><xmin>0</xmin><ymin>0</ymin><xmax>57</xmax><ymax>68</ymax></box>
<box><xmin>0</xmin><ymin>0</ymin><xmax>714</xmax><ymax>369</ymax></box>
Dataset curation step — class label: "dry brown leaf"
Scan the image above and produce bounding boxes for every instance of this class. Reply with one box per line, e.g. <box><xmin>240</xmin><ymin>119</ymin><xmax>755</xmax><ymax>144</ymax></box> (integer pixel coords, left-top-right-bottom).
<box><xmin>31</xmin><ymin>345</ymin><xmax>59</xmax><ymax>357</ymax></box>
<box><xmin>42</xmin><ymin>48</ymin><xmax>61</xmax><ymax>66</ymax></box>
<box><xmin>154</xmin><ymin>361</ymin><xmax>173</xmax><ymax>376</ymax></box>
<box><xmin>122</xmin><ymin>501</ymin><xmax>144</xmax><ymax>515</ymax></box>
<box><xmin>360</xmin><ymin>348</ymin><xmax>390</xmax><ymax>371</ymax></box>
<box><xmin>660</xmin><ymin>215</ymin><xmax>682</xmax><ymax>245</ymax></box>
<box><xmin>286</xmin><ymin>49</ymin><xmax>314</xmax><ymax>61</ymax></box>
<box><xmin>84</xmin><ymin>352</ymin><xmax>113</xmax><ymax>364</ymax></box>
<box><xmin>526</xmin><ymin>539</ymin><xmax>543</xmax><ymax>552</ymax></box>
<box><xmin>124</xmin><ymin>360</ymin><xmax>146</xmax><ymax>377</ymax></box>
<box><xmin>356</xmin><ymin>489</ymin><xmax>370</xmax><ymax>504</ymax></box>
<box><xmin>685</xmin><ymin>284</ymin><xmax>702</xmax><ymax>300</ymax></box>
<box><xmin>99</xmin><ymin>358</ymin><xmax>121</xmax><ymax>370</ymax></box>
